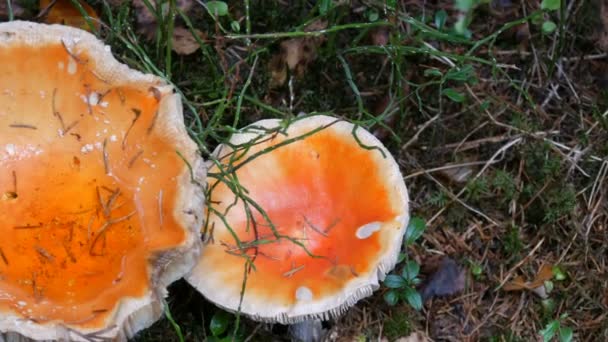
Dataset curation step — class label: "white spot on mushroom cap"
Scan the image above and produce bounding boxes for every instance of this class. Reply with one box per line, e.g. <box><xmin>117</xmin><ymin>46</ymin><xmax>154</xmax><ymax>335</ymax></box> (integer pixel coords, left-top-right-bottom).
<box><xmin>67</xmin><ymin>57</ymin><xmax>77</xmax><ymax>75</ymax></box>
<box><xmin>5</xmin><ymin>144</ymin><xmax>16</xmax><ymax>156</ymax></box>
<box><xmin>58</xmin><ymin>62</ymin><xmax>64</xmax><ymax>70</ymax></box>
<box><xmin>356</xmin><ymin>221</ymin><xmax>382</xmax><ymax>239</ymax></box>
<box><xmin>295</xmin><ymin>286</ymin><xmax>313</xmax><ymax>301</ymax></box>
<box><xmin>88</xmin><ymin>92</ymin><xmax>100</xmax><ymax>106</ymax></box>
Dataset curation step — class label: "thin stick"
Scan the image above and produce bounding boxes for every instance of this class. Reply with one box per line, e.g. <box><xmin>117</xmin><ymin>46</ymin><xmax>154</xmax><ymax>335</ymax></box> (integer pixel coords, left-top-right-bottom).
<box><xmin>52</xmin><ymin>88</ymin><xmax>66</xmax><ymax>133</ymax></box>
<box><xmin>11</xmin><ymin>170</ymin><xmax>16</xmax><ymax>194</ymax></box>
<box><xmin>35</xmin><ymin>245</ymin><xmax>55</xmax><ymax>262</ymax></box>
<box><xmin>14</xmin><ymin>224</ymin><xmax>43</xmax><ymax>229</ymax></box>
<box><xmin>127</xmin><ymin>150</ymin><xmax>144</xmax><ymax>168</ymax></box>
<box><xmin>122</xmin><ymin>108</ymin><xmax>141</xmax><ymax>150</ymax></box>
<box><xmin>147</xmin><ymin>110</ymin><xmax>159</xmax><ymax>135</ymax></box>
<box><xmin>158</xmin><ymin>189</ymin><xmax>164</xmax><ymax>228</ymax></box>
<box><xmin>302</xmin><ymin>215</ymin><xmax>328</xmax><ymax>237</ymax></box>
<box><xmin>283</xmin><ymin>264</ymin><xmax>305</xmax><ymax>278</ymax></box>
<box><xmin>0</xmin><ymin>247</ymin><xmax>8</xmax><ymax>265</ymax></box>
<box><xmin>102</xmin><ymin>138</ymin><xmax>110</xmax><ymax>175</ymax></box>
<box><xmin>9</xmin><ymin>124</ymin><xmax>37</xmax><ymax>130</ymax></box>
<box><xmin>89</xmin><ymin>211</ymin><xmax>136</xmax><ymax>255</ymax></box>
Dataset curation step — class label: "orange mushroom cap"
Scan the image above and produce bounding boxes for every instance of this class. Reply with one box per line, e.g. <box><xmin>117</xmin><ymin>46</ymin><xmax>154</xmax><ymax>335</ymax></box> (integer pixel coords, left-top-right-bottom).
<box><xmin>0</xmin><ymin>22</ymin><xmax>205</xmax><ymax>340</ymax></box>
<box><xmin>187</xmin><ymin>115</ymin><xmax>409</xmax><ymax>323</ymax></box>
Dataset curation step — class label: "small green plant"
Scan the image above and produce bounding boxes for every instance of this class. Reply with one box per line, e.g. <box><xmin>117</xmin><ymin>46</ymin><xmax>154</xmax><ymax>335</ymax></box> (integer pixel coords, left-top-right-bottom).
<box><xmin>503</xmin><ymin>225</ymin><xmax>523</xmax><ymax>256</ymax></box>
<box><xmin>428</xmin><ymin>190</ymin><xmax>449</xmax><ymax>208</ymax></box>
<box><xmin>492</xmin><ymin>170</ymin><xmax>517</xmax><ymax>204</ymax></box>
<box><xmin>464</xmin><ymin>177</ymin><xmax>490</xmax><ymax>202</ymax></box>
<box><xmin>207</xmin><ymin>310</ymin><xmax>244</xmax><ymax>342</ymax></box>
<box><xmin>383</xmin><ymin>217</ymin><xmax>426</xmax><ymax>310</ymax></box>
<box><xmin>540</xmin><ymin>0</ymin><xmax>561</xmax><ymax>34</ymax></box>
<box><xmin>539</xmin><ymin>313</ymin><xmax>573</xmax><ymax>342</ymax></box>
<box><xmin>468</xmin><ymin>260</ymin><xmax>484</xmax><ymax>279</ymax></box>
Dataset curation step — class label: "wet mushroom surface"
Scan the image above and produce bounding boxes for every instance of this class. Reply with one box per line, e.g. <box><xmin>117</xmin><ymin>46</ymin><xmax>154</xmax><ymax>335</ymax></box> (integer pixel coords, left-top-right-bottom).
<box><xmin>188</xmin><ymin>116</ymin><xmax>409</xmax><ymax>322</ymax></box>
<box><xmin>0</xmin><ymin>23</ymin><xmax>202</xmax><ymax>335</ymax></box>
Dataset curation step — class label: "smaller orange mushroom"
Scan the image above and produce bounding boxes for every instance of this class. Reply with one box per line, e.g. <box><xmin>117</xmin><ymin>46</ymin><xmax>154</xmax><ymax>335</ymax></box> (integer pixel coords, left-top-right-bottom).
<box><xmin>0</xmin><ymin>22</ymin><xmax>205</xmax><ymax>340</ymax></box>
<box><xmin>187</xmin><ymin>115</ymin><xmax>409</xmax><ymax>323</ymax></box>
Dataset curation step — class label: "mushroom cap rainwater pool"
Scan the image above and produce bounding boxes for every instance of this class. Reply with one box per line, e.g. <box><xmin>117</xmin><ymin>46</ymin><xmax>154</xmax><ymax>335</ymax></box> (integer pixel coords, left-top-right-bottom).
<box><xmin>187</xmin><ymin>115</ymin><xmax>409</xmax><ymax>323</ymax></box>
<box><xmin>0</xmin><ymin>22</ymin><xmax>205</xmax><ymax>340</ymax></box>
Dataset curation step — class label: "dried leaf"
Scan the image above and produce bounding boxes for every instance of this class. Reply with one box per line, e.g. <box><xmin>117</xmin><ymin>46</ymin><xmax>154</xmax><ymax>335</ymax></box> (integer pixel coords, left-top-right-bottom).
<box><xmin>420</xmin><ymin>257</ymin><xmax>466</xmax><ymax>301</ymax></box>
<box><xmin>439</xmin><ymin>165</ymin><xmax>474</xmax><ymax>184</ymax></box>
<box><xmin>171</xmin><ymin>27</ymin><xmax>205</xmax><ymax>55</ymax></box>
<box><xmin>133</xmin><ymin>0</ymin><xmax>193</xmax><ymax>40</ymax></box>
<box><xmin>503</xmin><ymin>275</ymin><xmax>528</xmax><ymax>291</ymax></box>
<box><xmin>40</xmin><ymin>0</ymin><xmax>100</xmax><ymax>32</ymax></box>
<box><xmin>395</xmin><ymin>332</ymin><xmax>430</xmax><ymax>342</ymax></box>
<box><xmin>503</xmin><ymin>264</ymin><xmax>554</xmax><ymax>296</ymax></box>
<box><xmin>268</xmin><ymin>20</ymin><xmax>327</xmax><ymax>88</ymax></box>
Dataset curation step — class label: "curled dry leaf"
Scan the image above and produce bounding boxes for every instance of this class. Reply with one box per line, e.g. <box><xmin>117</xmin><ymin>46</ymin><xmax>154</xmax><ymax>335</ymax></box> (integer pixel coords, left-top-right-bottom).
<box><xmin>40</xmin><ymin>0</ymin><xmax>100</xmax><ymax>32</ymax></box>
<box><xmin>268</xmin><ymin>20</ymin><xmax>327</xmax><ymax>88</ymax></box>
<box><xmin>439</xmin><ymin>164</ymin><xmax>474</xmax><ymax>184</ymax></box>
<box><xmin>420</xmin><ymin>257</ymin><xmax>466</xmax><ymax>301</ymax></box>
<box><xmin>172</xmin><ymin>27</ymin><xmax>205</xmax><ymax>55</ymax></box>
<box><xmin>503</xmin><ymin>263</ymin><xmax>554</xmax><ymax>298</ymax></box>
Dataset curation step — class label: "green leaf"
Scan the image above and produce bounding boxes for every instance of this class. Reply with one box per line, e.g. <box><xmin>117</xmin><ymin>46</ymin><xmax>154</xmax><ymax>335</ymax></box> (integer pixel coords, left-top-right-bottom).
<box><xmin>405</xmin><ymin>217</ymin><xmax>426</xmax><ymax>245</ymax></box>
<box><xmin>446</xmin><ymin>64</ymin><xmax>474</xmax><ymax>82</ymax></box>
<box><xmin>402</xmin><ymin>260</ymin><xmax>420</xmax><ymax>281</ymax></box>
<box><xmin>453</xmin><ymin>16</ymin><xmax>472</xmax><ymax>38</ymax></box>
<box><xmin>230</xmin><ymin>21</ymin><xmax>240</xmax><ymax>32</ymax></box>
<box><xmin>206</xmin><ymin>1</ymin><xmax>228</xmax><ymax>16</ymax></box>
<box><xmin>541</xmin><ymin>299</ymin><xmax>556</xmax><ymax>316</ymax></box>
<box><xmin>442</xmin><ymin>88</ymin><xmax>466</xmax><ymax>102</ymax></box>
<box><xmin>455</xmin><ymin>0</ymin><xmax>474</xmax><ymax>12</ymax></box>
<box><xmin>541</xmin><ymin>0</ymin><xmax>561</xmax><ymax>11</ymax></box>
<box><xmin>397</xmin><ymin>253</ymin><xmax>406</xmax><ymax>263</ymax></box>
<box><xmin>424</xmin><ymin>68</ymin><xmax>443</xmax><ymax>77</ymax></box>
<box><xmin>542</xmin><ymin>21</ymin><xmax>557</xmax><ymax>34</ymax></box>
<box><xmin>552</xmin><ymin>266</ymin><xmax>567</xmax><ymax>281</ymax></box>
<box><xmin>386</xmin><ymin>0</ymin><xmax>397</xmax><ymax>11</ymax></box>
<box><xmin>540</xmin><ymin>321</ymin><xmax>559</xmax><ymax>342</ymax></box>
<box><xmin>559</xmin><ymin>326</ymin><xmax>573</xmax><ymax>342</ymax></box>
<box><xmin>544</xmin><ymin>280</ymin><xmax>554</xmax><ymax>294</ymax></box>
<box><xmin>434</xmin><ymin>9</ymin><xmax>447</xmax><ymax>30</ymax></box>
<box><xmin>470</xmin><ymin>262</ymin><xmax>483</xmax><ymax>277</ymax></box>
<box><xmin>384</xmin><ymin>274</ymin><xmax>407</xmax><ymax>288</ymax></box>
<box><xmin>367</xmin><ymin>8</ymin><xmax>379</xmax><ymax>22</ymax></box>
<box><xmin>319</xmin><ymin>0</ymin><xmax>332</xmax><ymax>15</ymax></box>
<box><xmin>384</xmin><ymin>290</ymin><xmax>399</xmax><ymax>306</ymax></box>
<box><xmin>403</xmin><ymin>287</ymin><xmax>423</xmax><ymax>311</ymax></box>
<box><xmin>209</xmin><ymin>311</ymin><xmax>232</xmax><ymax>336</ymax></box>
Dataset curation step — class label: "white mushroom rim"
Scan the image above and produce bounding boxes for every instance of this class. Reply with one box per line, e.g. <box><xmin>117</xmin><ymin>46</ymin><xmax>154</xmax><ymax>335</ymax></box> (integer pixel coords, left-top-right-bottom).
<box><xmin>187</xmin><ymin>114</ymin><xmax>409</xmax><ymax>324</ymax></box>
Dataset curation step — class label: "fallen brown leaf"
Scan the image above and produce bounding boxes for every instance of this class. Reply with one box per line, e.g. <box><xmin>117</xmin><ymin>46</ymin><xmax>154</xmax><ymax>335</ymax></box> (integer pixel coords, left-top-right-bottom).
<box><xmin>133</xmin><ymin>0</ymin><xmax>193</xmax><ymax>40</ymax></box>
<box><xmin>40</xmin><ymin>0</ymin><xmax>100</xmax><ymax>32</ymax></box>
<box><xmin>503</xmin><ymin>263</ymin><xmax>554</xmax><ymax>298</ymax></box>
<box><xmin>268</xmin><ymin>20</ymin><xmax>327</xmax><ymax>88</ymax></box>
<box><xmin>171</xmin><ymin>27</ymin><xmax>205</xmax><ymax>55</ymax></box>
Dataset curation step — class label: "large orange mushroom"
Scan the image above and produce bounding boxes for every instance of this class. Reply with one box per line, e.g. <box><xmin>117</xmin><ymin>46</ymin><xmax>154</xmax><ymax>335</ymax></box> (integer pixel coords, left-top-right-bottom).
<box><xmin>187</xmin><ymin>115</ymin><xmax>409</xmax><ymax>323</ymax></box>
<box><xmin>0</xmin><ymin>21</ymin><xmax>205</xmax><ymax>340</ymax></box>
